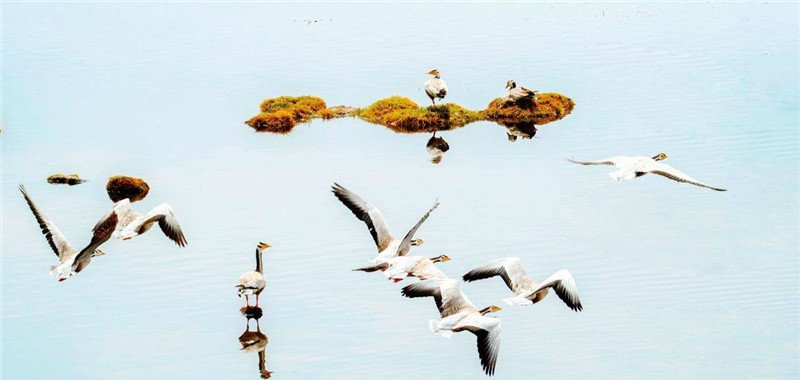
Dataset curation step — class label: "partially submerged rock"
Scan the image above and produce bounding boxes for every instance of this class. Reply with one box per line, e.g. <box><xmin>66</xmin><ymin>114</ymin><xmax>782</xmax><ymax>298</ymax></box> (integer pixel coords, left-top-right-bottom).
<box><xmin>106</xmin><ymin>175</ymin><xmax>150</xmax><ymax>203</ymax></box>
<box><xmin>47</xmin><ymin>174</ymin><xmax>87</xmax><ymax>186</ymax></box>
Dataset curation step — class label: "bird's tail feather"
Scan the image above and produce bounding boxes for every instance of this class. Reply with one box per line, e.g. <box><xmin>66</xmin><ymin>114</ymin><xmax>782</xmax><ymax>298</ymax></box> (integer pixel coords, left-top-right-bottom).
<box><xmin>429</xmin><ymin>320</ymin><xmax>453</xmax><ymax>338</ymax></box>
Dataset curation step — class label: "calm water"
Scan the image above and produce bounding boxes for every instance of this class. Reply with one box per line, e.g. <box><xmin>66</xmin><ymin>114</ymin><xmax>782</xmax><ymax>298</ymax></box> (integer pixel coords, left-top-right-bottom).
<box><xmin>2</xmin><ymin>3</ymin><xmax>798</xmax><ymax>379</ymax></box>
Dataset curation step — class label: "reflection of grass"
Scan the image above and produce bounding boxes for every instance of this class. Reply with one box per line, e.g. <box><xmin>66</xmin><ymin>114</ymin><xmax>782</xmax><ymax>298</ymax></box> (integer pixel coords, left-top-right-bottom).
<box><xmin>245</xmin><ymin>93</ymin><xmax>574</xmax><ymax>134</ymax></box>
<box><xmin>107</xmin><ymin>176</ymin><xmax>150</xmax><ymax>203</ymax></box>
<box><xmin>47</xmin><ymin>173</ymin><xmax>87</xmax><ymax>185</ymax></box>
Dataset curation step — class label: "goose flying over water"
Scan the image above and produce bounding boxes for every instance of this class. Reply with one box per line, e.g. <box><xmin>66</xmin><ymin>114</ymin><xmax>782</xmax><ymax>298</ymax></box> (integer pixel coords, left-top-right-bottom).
<box><xmin>237</xmin><ymin>242</ymin><xmax>271</xmax><ymax>308</ymax></box>
<box><xmin>424</xmin><ymin>69</ymin><xmax>448</xmax><ymax>106</ymax></box>
<box><xmin>19</xmin><ymin>185</ymin><xmax>107</xmax><ymax>281</ymax></box>
<box><xmin>504</xmin><ymin>80</ymin><xmax>538</xmax><ymax>104</ymax></box>
<box><xmin>567</xmin><ymin>153</ymin><xmax>727</xmax><ymax>191</ymax></box>
<box><xmin>463</xmin><ymin>257</ymin><xmax>582</xmax><ymax>311</ymax></box>
<box><xmin>354</xmin><ymin>254</ymin><xmax>451</xmax><ymax>283</ymax></box>
<box><xmin>332</xmin><ymin>183</ymin><xmax>439</xmax><ymax>264</ymax></box>
<box><xmin>93</xmin><ymin>198</ymin><xmax>188</xmax><ymax>245</ymax></box>
<box><xmin>402</xmin><ymin>278</ymin><xmax>503</xmax><ymax>376</ymax></box>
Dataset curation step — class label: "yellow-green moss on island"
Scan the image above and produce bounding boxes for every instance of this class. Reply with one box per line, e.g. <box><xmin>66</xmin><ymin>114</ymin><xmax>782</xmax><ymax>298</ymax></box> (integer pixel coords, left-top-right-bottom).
<box><xmin>245</xmin><ymin>96</ymin><xmax>329</xmax><ymax>134</ymax></box>
<box><xmin>245</xmin><ymin>93</ymin><xmax>574</xmax><ymax>134</ymax></box>
<box><xmin>356</xmin><ymin>96</ymin><xmax>483</xmax><ymax>133</ymax></box>
<box><xmin>47</xmin><ymin>173</ymin><xmax>87</xmax><ymax>186</ymax></box>
<box><xmin>106</xmin><ymin>175</ymin><xmax>150</xmax><ymax>203</ymax></box>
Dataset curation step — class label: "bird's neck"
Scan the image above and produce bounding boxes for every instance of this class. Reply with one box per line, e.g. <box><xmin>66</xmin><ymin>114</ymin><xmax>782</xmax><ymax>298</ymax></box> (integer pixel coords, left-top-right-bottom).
<box><xmin>255</xmin><ymin>249</ymin><xmax>264</xmax><ymax>273</ymax></box>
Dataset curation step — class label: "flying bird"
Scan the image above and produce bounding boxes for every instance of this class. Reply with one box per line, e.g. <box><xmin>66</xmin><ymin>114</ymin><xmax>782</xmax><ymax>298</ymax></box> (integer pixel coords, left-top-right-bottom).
<box><xmin>424</xmin><ymin>69</ymin><xmax>448</xmax><ymax>106</ymax></box>
<box><xmin>463</xmin><ymin>257</ymin><xmax>582</xmax><ymax>311</ymax></box>
<box><xmin>19</xmin><ymin>184</ymin><xmax>107</xmax><ymax>281</ymax></box>
<box><xmin>236</xmin><ymin>242</ymin><xmax>271</xmax><ymax>308</ymax></box>
<box><xmin>402</xmin><ymin>278</ymin><xmax>503</xmax><ymax>376</ymax></box>
<box><xmin>567</xmin><ymin>153</ymin><xmax>727</xmax><ymax>191</ymax></box>
<box><xmin>331</xmin><ymin>183</ymin><xmax>439</xmax><ymax>264</ymax></box>
<box><xmin>94</xmin><ymin>198</ymin><xmax>188</xmax><ymax>245</ymax></box>
<box><xmin>354</xmin><ymin>254</ymin><xmax>451</xmax><ymax>283</ymax></box>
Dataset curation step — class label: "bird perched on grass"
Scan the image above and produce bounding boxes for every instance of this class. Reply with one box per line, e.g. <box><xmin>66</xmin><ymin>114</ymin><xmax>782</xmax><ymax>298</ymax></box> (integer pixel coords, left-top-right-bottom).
<box><xmin>424</xmin><ymin>69</ymin><xmax>448</xmax><ymax>106</ymax></box>
<box><xmin>504</xmin><ymin>80</ymin><xmax>538</xmax><ymax>105</ymax></box>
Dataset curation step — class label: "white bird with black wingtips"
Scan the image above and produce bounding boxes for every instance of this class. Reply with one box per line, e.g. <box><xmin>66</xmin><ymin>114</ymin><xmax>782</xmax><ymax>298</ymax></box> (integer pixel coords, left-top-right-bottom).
<box><xmin>19</xmin><ymin>184</ymin><xmax>108</xmax><ymax>282</ymax></box>
<box><xmin>402</xmin><ymin>277</ymin><xmax>503</xmax><ymax>376</ymax></box>
<box><xmin>331</xmin><ymin>183</ymin><xmax>439</xmax><ymax>264</ymax></box>
<box><xmin>462</xmin><ymin>257</ymin><xmax>583</xmax><ymax>311</ymax></box>
<box><xmin>424</xmin><ymin>69</ymin><xmax>448</xmax><ymax>106</ymax></box>
<box><xmin>237</xmin><ymin>242</ymin><xmax>271</xmax><ymax>308</ymax></box>
<box><xmin>91</xmin><ymin>198</ymin><xmax>188</xmax><ymax>246</ymax></box>
<box><xmin>567</xmin><ymin>153</ymin><xmax>727</xmax><ymax>191</ymax></box>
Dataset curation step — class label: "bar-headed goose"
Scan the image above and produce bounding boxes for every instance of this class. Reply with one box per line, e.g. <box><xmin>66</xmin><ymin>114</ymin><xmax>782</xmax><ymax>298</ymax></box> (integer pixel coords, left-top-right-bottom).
<box><xmin>354</xmin><ymin>254</ymin><xmax>450</xmax><ymax>283</ymax></box>
<box><xmin>463</xmin><ymin>257</ymin><xmax>582</xmax><ymax>311</ymax></box>
<box><xmin>237</xmin><ymin>242</ymin><xmax>271</xmax><ymax>308</ymax></box>
<box><xmin>567</xmin><ymin>153</ymin><xmax>727</xmax><ymax>191</ymax></box>
<box><xmin>19</xmin><ymin>185</ymin><xmax>107</xmax><ymax>281</ymax></box>
<box><xmin>332</xmin><ymin>183</ymin><xmax>439</xmax><ymax>264</ymax></box>
<box><xmin>402</xmin><ymin>278</ymin><xmax>502</xmax><ymax>376</ymax></box>
<box><xmin>504</xmin><ymin>80</ymin><xmax>538</xmax><ymax>104</ymax></box>
<box><xmin>424</xmin><ymin>69</ymin><xmax>448</xmax><ymax>105</ymax></box>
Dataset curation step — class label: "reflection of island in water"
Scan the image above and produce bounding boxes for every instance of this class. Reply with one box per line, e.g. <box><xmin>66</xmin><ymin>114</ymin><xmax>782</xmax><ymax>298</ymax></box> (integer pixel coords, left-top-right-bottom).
<box><xmin>244</xmin><ymin>93</ymin><xmax>574</xmax><ymax>137</ymax></box>
<box><xmin>426</xmin><ymin>132</ymin><xmax>450</xmax><ymax>164</ymax></box>
<box><xmin>239</xmin><ymin>306</ymin><xmax>272</xmax><ymax>379</ymax></box>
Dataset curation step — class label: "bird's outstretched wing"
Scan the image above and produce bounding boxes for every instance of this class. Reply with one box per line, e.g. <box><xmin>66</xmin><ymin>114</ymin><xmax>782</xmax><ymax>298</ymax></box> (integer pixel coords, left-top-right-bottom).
<box><xmin>567</xmin><ymin>157</ymin><xmax>616</xmax><ymax>166</ymax></box>
<box><xmin>648</xmin><ymin>163</ymin><xmax>727</xmax><ymax>191</ymax></box>
<box><xmin>140</xmin><ymin>203</ymin><xmax>188</xmax><ymax>247</ymax></box>
<box><xmin>332</xmin><ymin>183</ymin><xmax>394</xmax><ymax>252</ymax></box>
<box><xmin>18</xmin><ymin>185</ymin><xmax>74</xmax><ymax>262</ymax></box>
<box><xmin>531</xmin><ymin>269</ymin><xmax>583</xmax><ymax>311</ymax></box>
<box><xmin>402</xmin><ymin>278</ymin><xmax>473</xmax><ymax>318</ymax></box>
<box><xmin>462</xmin><ymin>257</ymin><xmax>531</xmax><ymax>294</ymax></box>
<box><xmin>397</xmin><ymin>200</ymin><xmax>440</xmax><ymax>256</ymax></box>
<box><xmin>456</xmin><ymin>314</ymin><xmax>502</xmax><ymax>376</ymax></box>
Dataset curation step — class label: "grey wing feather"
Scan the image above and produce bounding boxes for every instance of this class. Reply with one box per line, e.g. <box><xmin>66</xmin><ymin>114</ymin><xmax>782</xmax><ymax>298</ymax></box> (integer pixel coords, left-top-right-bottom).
<box><xmin>332</xmin><ymin>183</ymin><xmax>394</xmax><ymax>252</ymax></box>
<box><xmin>397</xmin><ymin>200</ymin><xmax>440</xmax><ymax>256</ymax></box>
<box><xmin>532</xmin><ymin>269</ymin><xmax>583</xmax><ymax>311</ymax></box>
<box><xmin>142</xmin><ymin>204</ymin><xmax>187</xmax><ymax>247</ymax></box>
<box><xmin>18</xmin><ymin>184</ymin><xmax>73</xmax><ymax>261</ymax></box>
<box><xmin>649</xmin><ymin>163</ymin><xmax>727</xmax><ymax>191</ymax></box>
<box><xmin>462</xmin><ymin>257</ymin><xmax>531</xmax><ymax>294</ymax></box>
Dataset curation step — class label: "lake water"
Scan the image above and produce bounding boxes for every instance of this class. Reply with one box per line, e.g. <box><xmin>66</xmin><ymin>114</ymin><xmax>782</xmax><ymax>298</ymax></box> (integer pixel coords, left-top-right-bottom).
<box><xmin>2</xmin><ymin>3</ymin><xmax>798</xmax><ymax>379</ymax></box>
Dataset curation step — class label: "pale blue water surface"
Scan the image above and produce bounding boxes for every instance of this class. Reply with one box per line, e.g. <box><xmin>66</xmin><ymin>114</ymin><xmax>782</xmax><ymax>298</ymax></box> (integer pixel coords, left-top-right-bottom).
<box><xmin>2</xmin><ymin>3</ymin><xmax>798</xmax><ymax>379</ymax></box>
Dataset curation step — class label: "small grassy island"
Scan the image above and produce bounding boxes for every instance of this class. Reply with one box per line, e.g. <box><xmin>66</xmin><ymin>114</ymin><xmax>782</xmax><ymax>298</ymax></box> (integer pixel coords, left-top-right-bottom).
<box><xmin>245</xmin><ymin>93</ymin><xmax>574</xmax><ymax>134</ymax></box>
<box><xmin>106</xmin><ymin>175</ymin><xmax>150</xmax><ymax>203</ymax></box>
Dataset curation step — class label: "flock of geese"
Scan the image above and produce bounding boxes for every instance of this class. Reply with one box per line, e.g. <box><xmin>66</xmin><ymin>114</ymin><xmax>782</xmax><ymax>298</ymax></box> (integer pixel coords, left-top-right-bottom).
<box><xmin>331</xmin><ymin>183</ymin><xmax>583</xmax><ymax>376</ymax></box>
<box><xmin>17</xmin><ymin>71</ymin><xmax>727</xmax><ymax>378</ymax></box>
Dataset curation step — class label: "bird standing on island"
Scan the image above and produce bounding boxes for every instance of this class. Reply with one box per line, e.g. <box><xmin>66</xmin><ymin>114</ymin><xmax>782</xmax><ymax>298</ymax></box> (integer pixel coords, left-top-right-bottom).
<box><xmin>504</xmin><ymin>80</ymin><xmax>538</xmax><ymax>104</ymax></box>
<box><xmin>463</xmin><ymin>257</ymin><xmax>583</xmax><ymax>311</ymax></box>
<box><xmin>237</xmin><ymin>242</ymin><xmax>271</xmax><ymax>308</ymax></box>
<box><xmin>424</xmin><ymin>69</ymin><xmax>448</xmax><ymax>106</ymax></box>
<box><xmin>332</xmin><ymin>183</ymin><xmax>439</xmax><ymax>264</ymax></box>
<box><xmin>567</xmin><ymin>153</ymin><xmax>727</xmax><ymax>191</ymax></box>
<box><xmin>19</xmin><ymin>185</ymin><xmax>107</xmax><ymax>282</ymax></box>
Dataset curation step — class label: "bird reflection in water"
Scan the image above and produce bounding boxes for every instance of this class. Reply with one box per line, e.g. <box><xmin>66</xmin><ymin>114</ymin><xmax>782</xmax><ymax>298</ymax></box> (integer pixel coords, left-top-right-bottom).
<box><xmin>426</xmin><ymin>132</ymin><xmax>450</xmax><ymax>164</ymax></box>
<box><xmin>239</xmin><ymin>306</ymin><xmax>272</xmax><ymax>379</ymax></box>
<box><xmin>500</xmin><ymin>121</ymin><xmax>537</xmax><ymax>142</ymax></box>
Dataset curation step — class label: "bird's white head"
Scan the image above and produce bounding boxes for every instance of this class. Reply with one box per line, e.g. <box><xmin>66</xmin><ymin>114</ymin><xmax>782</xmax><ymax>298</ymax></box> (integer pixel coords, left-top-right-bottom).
<box><xmin>93</xmin><ymin>249</ymin><xmax>107</xmax><ymax>257</ymax></box>
<box><xmin>431</xmin><ymin>254</ymin><xmax>451</xmax><ymax>263</ymax></box>
<box><xmin>410</xmin><ymin>238</ymin><xmax>424</xmax><ymax>246</ymax></box>
<box><xmin>257</xmin><ymin>242</ymin><xmax>271</xmax><ymax>251</ymax></box>
<box><xmin>505</xmin><ymin>80</ymin><xmax>516</xmax><ymax>89</ymax></box>
<box><xmin>427</xmin><ymin>69</ymin><xmax>440</xmax><ymax>78</ymax></box>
